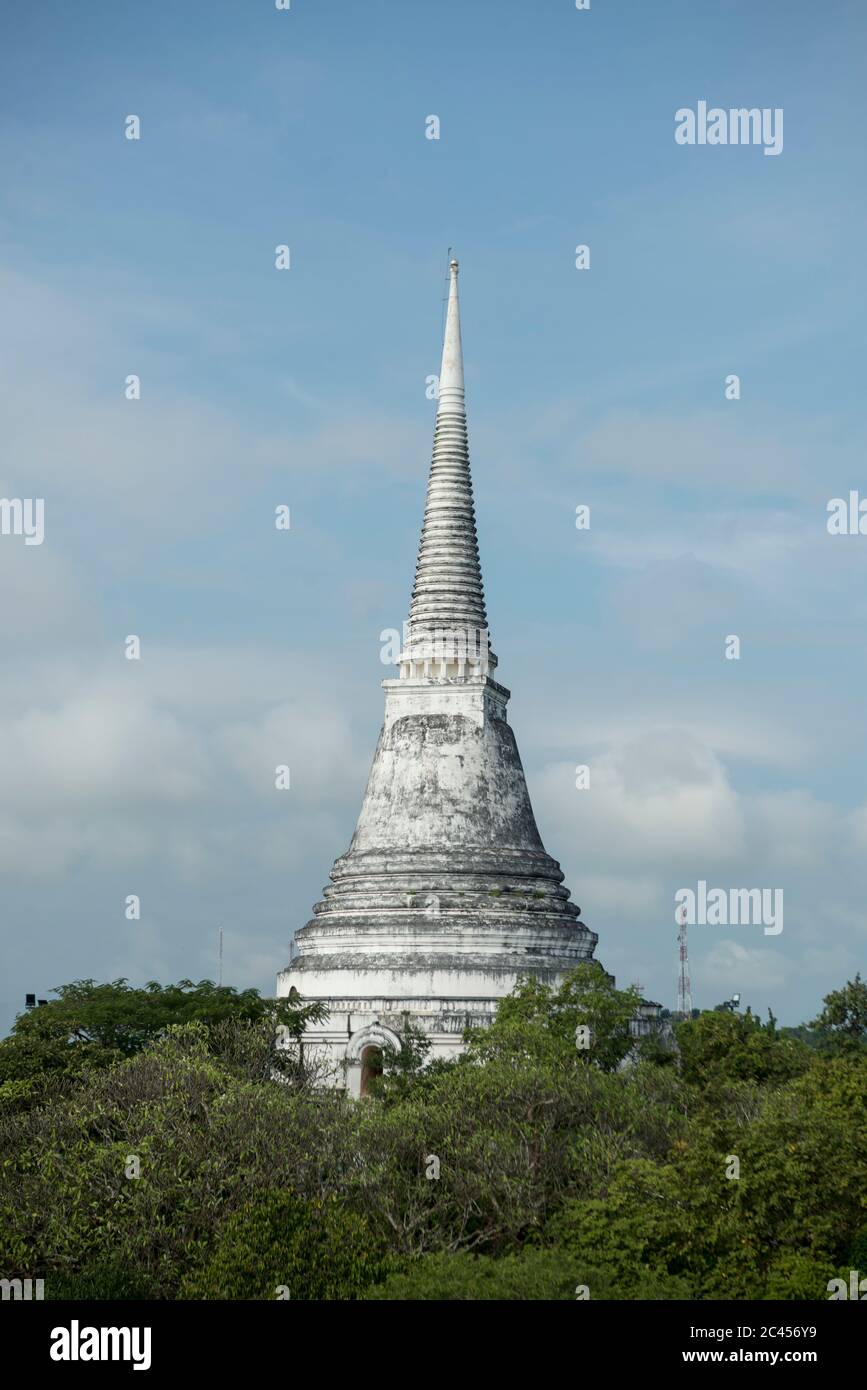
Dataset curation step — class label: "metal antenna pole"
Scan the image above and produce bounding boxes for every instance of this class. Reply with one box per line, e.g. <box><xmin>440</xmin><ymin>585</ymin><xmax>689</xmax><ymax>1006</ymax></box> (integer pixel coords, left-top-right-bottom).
<box><xmin>677</xmin><ymin>904</ymin><xmax>693</xmax><ymax>1017</ymax></box>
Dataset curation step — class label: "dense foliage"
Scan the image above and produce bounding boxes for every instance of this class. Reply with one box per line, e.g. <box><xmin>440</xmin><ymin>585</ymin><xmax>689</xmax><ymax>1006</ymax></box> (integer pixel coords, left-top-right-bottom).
<box><xmin>0</xmin><ymin>966</ymin><xmax>864</xmax><ymax>1300</ymax></box>
<box><xmin>0</xmin><ymin>978</ymin><xmax>325</xmax><ymax>1115</ymax></box>
<box><xmin>179</xmin><ymin>1191</ymin><xmax>390</xmax><ymax>1301</ymax></box>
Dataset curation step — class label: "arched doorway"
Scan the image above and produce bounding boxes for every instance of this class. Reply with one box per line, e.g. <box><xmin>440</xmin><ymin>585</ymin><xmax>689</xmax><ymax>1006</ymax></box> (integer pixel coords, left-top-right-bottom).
<box><xmin>360</xmin><ymin>1045</ymin><xmax>383</xmax><ymax>1097</ymax></box>
<box><xmin>345</xmin><ymin>1022</ymin><xmax>401</xmax><ymax>1099</ymax></box>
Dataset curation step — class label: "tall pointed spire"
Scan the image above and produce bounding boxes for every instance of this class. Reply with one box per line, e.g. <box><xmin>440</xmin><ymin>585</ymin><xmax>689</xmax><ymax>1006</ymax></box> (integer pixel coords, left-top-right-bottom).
<box><xmin>405</xmin><ymin>260</ymin><xmax>492</xmax><ymax>673</ymax></box>
<box><xmin>277</xmin><ymin>260</ymin><xmax>599</xmax><ymax>1098</ymax></box>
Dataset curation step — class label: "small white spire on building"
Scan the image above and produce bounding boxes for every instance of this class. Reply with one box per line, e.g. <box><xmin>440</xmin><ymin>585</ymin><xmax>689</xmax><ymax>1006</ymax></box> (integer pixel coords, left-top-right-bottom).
<box><xmin>437</xmin><ymin>259</ymin><xmax>464</xmax><ymax>409</ymax></box>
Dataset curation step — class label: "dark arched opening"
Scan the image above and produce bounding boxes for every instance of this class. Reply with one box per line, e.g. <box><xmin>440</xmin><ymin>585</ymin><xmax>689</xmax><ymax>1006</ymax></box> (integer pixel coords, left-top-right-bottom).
<box><xmin>360</xmin><ymin>1045</ymin><xmax>383</xmax><ymax>1097</ymax></box>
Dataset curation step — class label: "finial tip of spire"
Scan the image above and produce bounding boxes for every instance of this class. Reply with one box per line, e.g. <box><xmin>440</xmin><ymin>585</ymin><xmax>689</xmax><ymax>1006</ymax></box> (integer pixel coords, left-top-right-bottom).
<box><xmin>450</xmin><ymin>258</ymin><xmax>459</xmax><ymax>272</ymax></box>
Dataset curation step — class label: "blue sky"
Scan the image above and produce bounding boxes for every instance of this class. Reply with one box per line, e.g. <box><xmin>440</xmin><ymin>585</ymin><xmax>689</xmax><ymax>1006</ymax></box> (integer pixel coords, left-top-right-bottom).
<box><xmin>1</xmin><ymin>0</ymin><xmax>866</xmax><ymax>1033</ymax></box>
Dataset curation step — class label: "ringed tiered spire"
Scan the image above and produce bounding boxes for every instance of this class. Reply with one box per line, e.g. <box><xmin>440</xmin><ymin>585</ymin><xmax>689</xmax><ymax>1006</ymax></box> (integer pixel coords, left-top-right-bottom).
<box><xmin>277</xmin><ymin>259</ymin><xmax>599</xmax><ymax>1097</ymax></box>
<box><xmin>404</xmin><ymin>260</ymin><xmax>493</xmax><ymax>674</ymax></box>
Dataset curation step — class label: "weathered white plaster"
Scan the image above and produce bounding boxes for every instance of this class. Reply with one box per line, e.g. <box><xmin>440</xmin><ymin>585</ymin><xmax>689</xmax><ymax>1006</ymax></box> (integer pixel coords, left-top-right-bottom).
<box><xmin>277</xmin><ymin>262</ymin><xmax>601</xmax><ymax>1089</ymax></box>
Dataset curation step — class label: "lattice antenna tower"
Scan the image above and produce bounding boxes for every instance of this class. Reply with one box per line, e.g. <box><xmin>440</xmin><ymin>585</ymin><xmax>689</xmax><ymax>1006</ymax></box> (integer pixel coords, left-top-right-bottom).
<box><xmin>677</xmin><ymin>903</ymin><xmax>693</xmax><ymax>1017</ymax></box>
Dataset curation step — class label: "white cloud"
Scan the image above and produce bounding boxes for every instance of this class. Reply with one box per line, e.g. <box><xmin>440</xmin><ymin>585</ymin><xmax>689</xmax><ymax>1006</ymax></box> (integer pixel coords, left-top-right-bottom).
<box><xmin>0</xmin><ymin>647</ymin><xmax>371</xmax><ymax>879</ymax></box>
<box><xmin>0</xmin><ymin>691</ymin><xmax>208</xmax><ymax>811</ymax></box>
<box><xmin>576</xmin><ymin>410</ymin><xmax>836</xmax><ymax>497</ymax></box>
<box><xmin>219</xmin><ymin>699</ymin><xmax>369</xmax><ymax>802</ymax></box>
<box><xmin>576</xmin><ymin>873</ymin><xmax>662</xmax><ymax>919</ymax></box>
<box><xmin>745</xmin><ymin>790</ymin><xmax>838</xmax><ymax>871</ymax></box>
<box><xmin>848</xmin><ymin>801</ymin><xmax>867</xmax><ymax>854</ymax></box>
<box><xmin>702</xmin><ymin>939</ymin><xmax>792</xmax><ymax>995</ymax></box>
<box><xmin>534</xmin><ymin>730</ymin><xmax>746</xmax><ymax>870</ymax></box>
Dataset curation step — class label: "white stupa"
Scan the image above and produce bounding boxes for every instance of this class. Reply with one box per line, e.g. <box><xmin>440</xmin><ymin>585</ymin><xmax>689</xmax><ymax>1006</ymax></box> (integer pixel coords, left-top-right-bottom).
<box><xmin>277</xmin><ymin>261</ymin><xmax>599</xmax><ymax>1095</ymax></box>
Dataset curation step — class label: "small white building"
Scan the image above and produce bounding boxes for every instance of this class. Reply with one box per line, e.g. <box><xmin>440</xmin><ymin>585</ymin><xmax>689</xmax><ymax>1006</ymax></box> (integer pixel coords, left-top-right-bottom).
<box><xmin>277</xmin><ymin>261</ymin><xmax>600</xmax><ymax>1096</ymax></box>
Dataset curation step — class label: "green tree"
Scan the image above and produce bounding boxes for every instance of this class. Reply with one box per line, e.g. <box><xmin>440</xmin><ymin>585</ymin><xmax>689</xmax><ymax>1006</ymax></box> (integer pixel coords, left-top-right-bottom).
<box><xmin>0</xmin><ymin>1023</ymin><xmax>355</xmax><ymax>1293</ymax></box>
<box><xmin>2</xmin><ymin>969</ymin><xmax>864</xmax><ymax>1305</ymax></box>
<box><xmin>465</xmin><ymin>963</ymin><xmax>643</xmax><ymax>1073</ymax></box>
<box><xmin>365</xmin><ymin>1247</ymin><xmax>690</xmax><ymax>1300</ymax></box>
<box><xmin>724</xmin><ymin>1054</ymin><xmax>867</xmax><ymax>1285</ymax></box>
<box><xmin>352</xmin><ymin>1050</ymin><xmax>684</xmax><ymax>1257</ymax></box>
<box><xmin>180</xmin><ymin>1190</ymin><xmax>389</xmax><ymax>1300</ymax></box>
<box><xmin>373</xmin><ymin>1023</ymin><xmax>433</xmax><ymax>1097</ymax></box>
<box><xmin>0</xmin><ymin>978</ymin><xmax>326</xmax><ymax>1112</ymax></box>
<box><xmin>811</xmin><ymin>974</ymin><xmax>867</xmax><ymax>1054</ymax></box>
<box><xmin>675</xmin><ymin>1007</ymin><xmax>811</xmax><ymax>1091</ymax></box>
